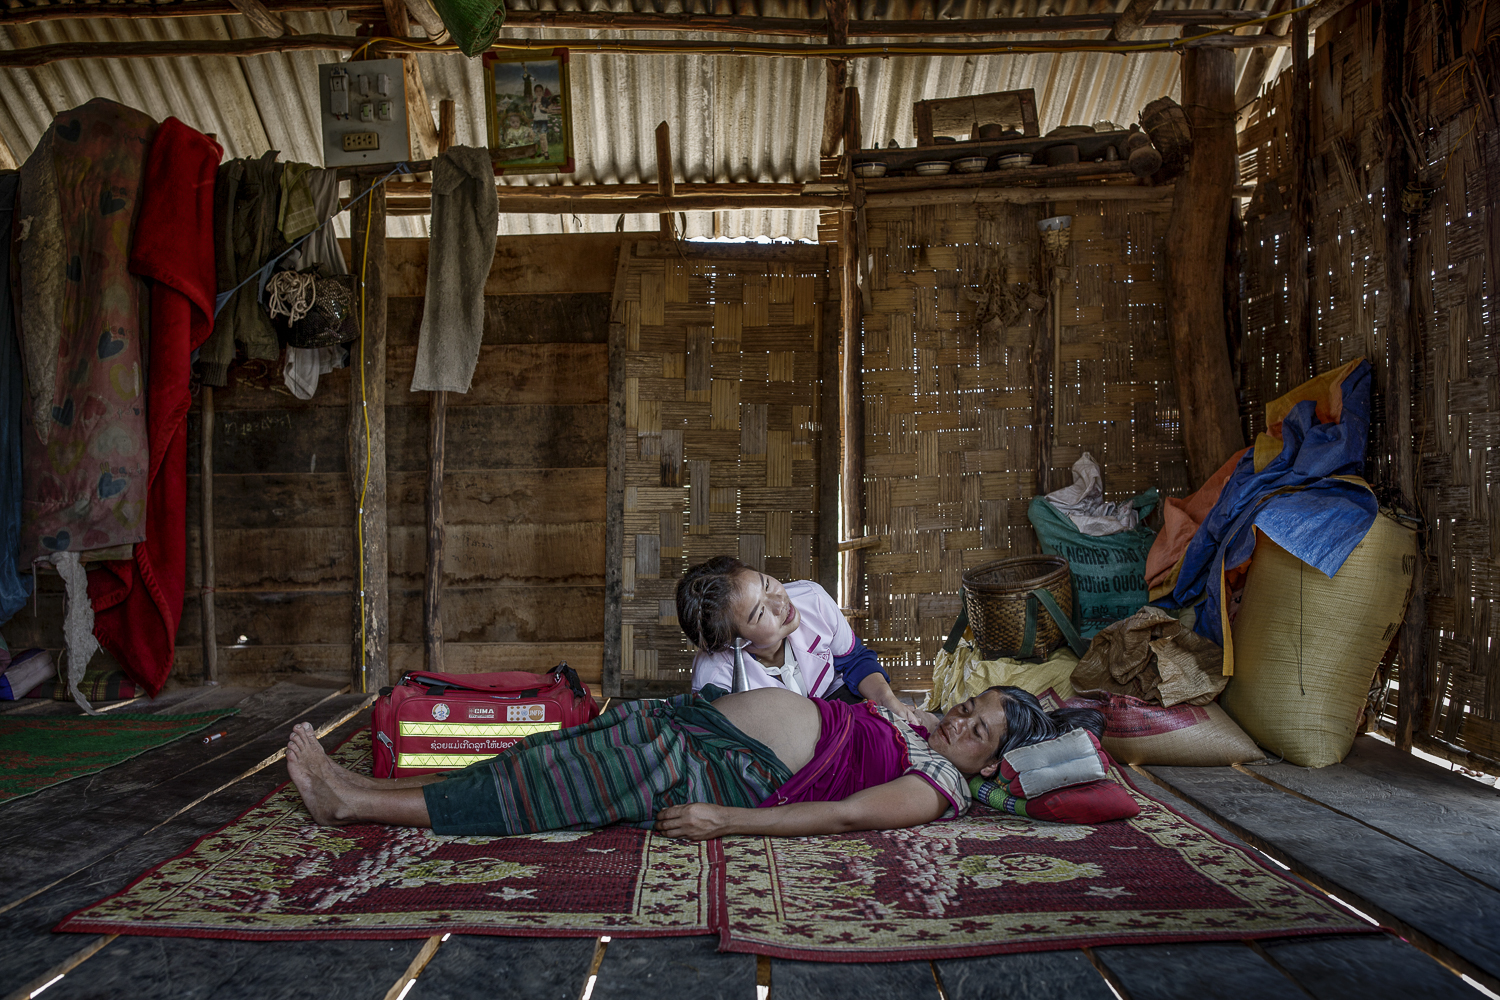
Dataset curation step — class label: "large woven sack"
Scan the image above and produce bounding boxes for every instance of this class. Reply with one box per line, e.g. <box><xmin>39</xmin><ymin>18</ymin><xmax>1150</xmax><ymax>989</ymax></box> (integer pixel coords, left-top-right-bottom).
<box><xmin>1065</xmin><ymin>691</ymin><xmax>1262</xmax><ymax>766</ymax></box>
<box><xmin>1220</xmin><ymin>512</ymin><xmax>1417</xmax><ymax>768</ymax></box>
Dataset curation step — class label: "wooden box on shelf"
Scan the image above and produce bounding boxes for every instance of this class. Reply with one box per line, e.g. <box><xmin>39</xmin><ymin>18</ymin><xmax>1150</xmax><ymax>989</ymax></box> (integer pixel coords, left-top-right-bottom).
<box><xmin>913</xmin><ymin>88</ymin><xmax>1039</xmax><ymax>145</ymax></box>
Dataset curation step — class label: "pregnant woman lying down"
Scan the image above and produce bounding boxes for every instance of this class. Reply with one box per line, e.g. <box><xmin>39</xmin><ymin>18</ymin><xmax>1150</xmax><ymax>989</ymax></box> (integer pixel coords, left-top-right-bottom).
<box><xmin>287</xmin><ymin>684</ymin><xmax>1104</xmax><ymax>840</ymax></box>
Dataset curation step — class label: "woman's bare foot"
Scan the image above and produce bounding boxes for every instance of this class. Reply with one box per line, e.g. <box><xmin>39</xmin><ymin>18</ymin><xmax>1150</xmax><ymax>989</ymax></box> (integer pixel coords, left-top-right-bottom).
<box><xmin>286</xmin><ymin>723</ymin><xmax>362</xmax><ymax>824</ymax></box>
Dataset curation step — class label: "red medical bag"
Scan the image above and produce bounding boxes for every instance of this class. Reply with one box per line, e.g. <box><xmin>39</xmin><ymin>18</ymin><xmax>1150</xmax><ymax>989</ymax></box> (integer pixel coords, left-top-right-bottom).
<box><xmin>370</xmin><ymin>663</ymin><xmax>601</xmax><ymax>778</ymax></box>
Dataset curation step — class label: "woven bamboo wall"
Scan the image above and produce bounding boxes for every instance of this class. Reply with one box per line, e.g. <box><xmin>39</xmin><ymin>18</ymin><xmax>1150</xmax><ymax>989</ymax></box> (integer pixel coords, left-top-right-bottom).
<box><xmin>615</xmin><ymin>243</ymin><xmax>831</xmax><ymax>693</ymax></box>
<box><xmin>1406</xmin><ymin>3</ymin><xmax>1500</xmax><ymax>764</ymax></box>
<box><xmin>1240</xmin><ymin>0</ymin><xmax>1500</xmax><ymax>766</ymax></box>
<box><xmin>859</xmin><ymin>200</ymin><xmax>1189</xmax><ymax>692</ymax></box>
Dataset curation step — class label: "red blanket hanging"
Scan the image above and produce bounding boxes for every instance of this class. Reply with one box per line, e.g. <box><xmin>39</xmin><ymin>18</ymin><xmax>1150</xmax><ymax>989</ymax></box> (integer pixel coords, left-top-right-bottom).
<box><xmin>88</xmin><ymin>118</ymin><xmax>222</xmax><ymax>696</ymax></box>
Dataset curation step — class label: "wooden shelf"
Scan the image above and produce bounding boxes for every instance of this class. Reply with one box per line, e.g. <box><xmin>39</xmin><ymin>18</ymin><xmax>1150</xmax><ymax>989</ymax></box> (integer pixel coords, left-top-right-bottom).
<box><xmin>857</xmin><ymin>160</ymin><xmax>1139</xmax><ymax>191</ymax></box>
<box><xmin>853</xmin><ymin>130</ymin><xmax>1134</xmax><ymax>173</ymax></box>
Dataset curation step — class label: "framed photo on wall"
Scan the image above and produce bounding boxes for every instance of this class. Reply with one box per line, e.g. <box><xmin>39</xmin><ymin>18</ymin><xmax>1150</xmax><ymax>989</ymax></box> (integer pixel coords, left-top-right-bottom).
<box><xmin>482</xmin><ymin>48</ymin><xmax>575</xmax><ymax>174</ymax></box>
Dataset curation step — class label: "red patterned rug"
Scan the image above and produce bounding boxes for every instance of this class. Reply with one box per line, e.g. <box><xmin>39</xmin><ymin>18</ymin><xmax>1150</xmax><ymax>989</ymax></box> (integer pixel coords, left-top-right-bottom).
<box><xmin>60</xmin><ymin>733</ymin><xmax>1368</xmax><ymax>956</ymax></box>
<box><xmin>717</xmin><ymin>766</ymin><xmax>1366</xmax><ymax>960</ymax></box>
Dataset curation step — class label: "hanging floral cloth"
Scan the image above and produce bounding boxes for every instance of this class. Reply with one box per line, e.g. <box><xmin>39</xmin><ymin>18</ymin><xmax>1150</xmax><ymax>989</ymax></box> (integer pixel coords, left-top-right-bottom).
<box><xmin>15</xmin><ymin>99</ymin><xmax>157</xmax><ymax>708</ymax></box>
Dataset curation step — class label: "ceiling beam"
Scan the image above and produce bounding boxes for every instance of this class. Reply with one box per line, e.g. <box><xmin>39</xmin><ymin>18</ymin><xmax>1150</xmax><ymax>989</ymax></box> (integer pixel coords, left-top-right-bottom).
<box><xmin>1108</xmin><ymin>0</ymin><xmax>1160</xmax><ymax>42</ymax></box>
<box><xmin>226</xmin><ymin>0</ymin><xmax>285</xmax><ymax>37</ymax></box>
<box><xmin>0</xmin><ymin>3</ymin><xmax>1276</xmax><ymax>35</ymax></box>
<box><xmin>0</xmin><ymin>31</ymin><xmax>1291</xmax><ymax>69</ymax></box>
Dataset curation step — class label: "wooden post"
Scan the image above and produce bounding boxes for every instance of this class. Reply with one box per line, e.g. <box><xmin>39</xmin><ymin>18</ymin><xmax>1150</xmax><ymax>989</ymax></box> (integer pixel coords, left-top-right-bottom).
<box><xmin>199</xmin><ymin>385</ymin><xmax>218</xmax><ymax>684</ymax></box>
<box><xmin>838</xmin><ymin>87</ymin><xmax>866</xmax><ymax>610</ymax></box>
<box><xmin>1033</xmin><ymin>266</ymin><xmax>1055</xmax><ymax>500</ymax></box>
<box><xmin>423</xmin><ymin>98</ymin><xmax>454</xmax><ymax>674</ymax></box>
<box><xmin>818</xmin><ymin>275</ymin><xmax>841</xmax><ymax>598</ymax></box>
<box><xmin>603</xmin><ymin>245</ymin><xmax>632</xmax><ymax>699</ymax></box>
<box><xmin>1165</xmin><ymin>33</ymin><xmax>1246</xmax><ymax>485</ymax></box>
<box><xmin>349</xmin><ymin>176</ymin><xmax>389</xmax><ymax>693</ymax></box>
<box><xmin>1381</xmin><ymin>0</ymin><xmax>1425</xmax><ymax>751</ymax></box>
<box><xmin>1286</xmin><ymin>10</ymin><xmax>1313</xmax><ymax>387</ymax></box>
<box><xmin>655</xmin><ymin>121</ymin><xmax>674</xmax><ymax>237</ymax></box>
<box><xmin>820</xmin><ymin>0</ymin><xmax>849</xmax><ymax>158</ymax></box>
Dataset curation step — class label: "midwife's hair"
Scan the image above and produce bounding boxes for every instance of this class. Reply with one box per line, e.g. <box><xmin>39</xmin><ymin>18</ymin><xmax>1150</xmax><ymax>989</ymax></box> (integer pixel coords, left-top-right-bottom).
<box><xmin>675</xmin><ymin>556</ymin><xmax>751</xmax><ymax>653</ymax></box>
<box><xmin>985</xmin><ymin>685</ymin><xmax>1106</xmax><ymax>760</ymax></box>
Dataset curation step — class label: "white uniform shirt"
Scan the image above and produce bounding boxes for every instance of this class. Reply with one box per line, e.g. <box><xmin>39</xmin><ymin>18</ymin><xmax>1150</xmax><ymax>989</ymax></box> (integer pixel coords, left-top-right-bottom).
<box><xmin>690</xmin><ymin>580</ymin><xmax>854</xmax><ymax>698</ymax></box>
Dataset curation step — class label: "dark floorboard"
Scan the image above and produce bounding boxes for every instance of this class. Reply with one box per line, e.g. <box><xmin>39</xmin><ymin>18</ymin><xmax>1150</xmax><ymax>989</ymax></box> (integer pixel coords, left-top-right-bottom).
<box><xmin>590</xmin><ymin>936</ymin><xmax>756</xmax><ymax>1000</ymax></box>
<box><xmin>40</xmin><ymin>935</ymin><xmax>427</xmax><ymax>1000</ymax></box>
<box><xmin>1145</xmin><ymin>763</ymin><xmax>1500</xmax><ymax>986</ymax></box>
<box><xmin>771</xmin><ymin>957</ymin><xmax>939</xmax><ymax>999</ymax></box>
<box><xmin>934</xmin><ymin>950</ymin><xmax>1116</xmax><ymax>999</ymax></box>
<box><xmin>1093</xmin><ymin>941</ymin><xmax>1304</xmax><ymax>1000</ymax></box>
<box><xmin>1</xmin><ymin>685</ymin><xmax>365</xmax><ymax>908</ymax></box>
<box><xmin>1262</xmin><ymin>933</ymin><xmax>1482</xmax><ymax>1000</ymax></box>
<box><xmin>409</xmin><ymin>935</ymin><xmax>597</xmax><ymax>1000</ymax></box>
<box><xmin>1</xmin><ymin>712</ymin><xmax>369</xmax><ymax>997</ymax></box>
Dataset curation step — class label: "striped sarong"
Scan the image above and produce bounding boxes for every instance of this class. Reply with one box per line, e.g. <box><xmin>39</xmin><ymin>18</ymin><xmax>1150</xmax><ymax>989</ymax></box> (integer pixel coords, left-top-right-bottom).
<box><xmin>422</xmin><ymin>688</ymin><xmax>793</xmax><ymax>836</ymax></box>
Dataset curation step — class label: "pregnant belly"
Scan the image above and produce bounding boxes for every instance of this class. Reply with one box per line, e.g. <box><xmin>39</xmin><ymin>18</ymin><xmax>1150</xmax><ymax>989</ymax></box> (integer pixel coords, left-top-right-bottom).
<box><xmin>712</xmin><ymin>688</ymin><xmax>822</xmax><ymax>774</ymax></box>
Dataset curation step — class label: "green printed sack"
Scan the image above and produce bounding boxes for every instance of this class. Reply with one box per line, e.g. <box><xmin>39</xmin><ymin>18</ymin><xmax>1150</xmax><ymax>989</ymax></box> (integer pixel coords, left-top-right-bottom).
<box><xmin>1027</xmin><ymin>490</ymin><xmax>1158</xmax><ymax>638</ymax></box>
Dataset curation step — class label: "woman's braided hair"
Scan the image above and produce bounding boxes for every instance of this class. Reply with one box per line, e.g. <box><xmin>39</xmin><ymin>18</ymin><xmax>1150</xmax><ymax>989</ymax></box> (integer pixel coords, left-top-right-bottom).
<box><xmin>675</xmin><ymin>556</ymin><xmax>749</xmax><ymax>652</ymax></box>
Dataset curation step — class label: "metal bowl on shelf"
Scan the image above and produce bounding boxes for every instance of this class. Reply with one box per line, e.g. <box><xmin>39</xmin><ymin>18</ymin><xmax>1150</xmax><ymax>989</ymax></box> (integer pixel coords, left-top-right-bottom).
<box><xmin>954</xmin><ymin>156</ymin><xmax>988</xmax><ymax>174</ymax></box>
<box><xmin>913</xmin><ymin>161</ymin><xmax>952</xmax><ymax>176</ymax></box>
<box><xmin>996</xmin><ymin>152</ymin><xmax>1034</xmax><ymax>169</ymax></box>
<box><xmin>853</xmin><ymin>161</ymin><xmax>888</xmax><ymax>178</ymax></box>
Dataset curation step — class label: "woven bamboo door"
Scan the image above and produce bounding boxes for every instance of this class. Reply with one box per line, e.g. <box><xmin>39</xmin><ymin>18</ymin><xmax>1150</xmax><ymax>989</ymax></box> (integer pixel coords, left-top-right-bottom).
<box><xmin>607</xmin><ymin>242</ymin><xmax>832</xmax><ymax>697</ymax></box>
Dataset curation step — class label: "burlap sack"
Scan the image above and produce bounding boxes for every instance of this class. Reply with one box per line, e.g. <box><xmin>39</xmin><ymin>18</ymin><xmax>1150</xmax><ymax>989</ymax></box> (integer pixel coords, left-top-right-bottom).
<box><xmin>1066</xmin><ymin>690</ymin><xmax>1262</xmax><ymax>766</ymax></box>
<box><xmin>1220</xmin><ymin>512</ymin><xmax>1417</xmax><ymax>768</ymax></box>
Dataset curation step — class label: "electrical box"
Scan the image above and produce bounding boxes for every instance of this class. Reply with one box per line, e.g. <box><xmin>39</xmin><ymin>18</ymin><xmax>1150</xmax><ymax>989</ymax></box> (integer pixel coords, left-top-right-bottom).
<box><xmin>319</xmin><ymin>59</ymin><xmax>411</xmax><ymax>167</ymax></box>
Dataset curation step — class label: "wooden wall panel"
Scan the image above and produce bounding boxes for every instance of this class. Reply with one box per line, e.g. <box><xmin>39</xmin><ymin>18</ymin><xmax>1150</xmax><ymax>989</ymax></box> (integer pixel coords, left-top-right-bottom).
<box><xmin>0</xmin><ymin>234</ymin><xmax>625</xmax><ymax>694</ymax></box>
<box><xmin>859</xmin><ymin>201</ymin><xmax>1187</xmax><ymax>692</ymax></box>
<box><xmin>610</xmin><ymin>241</ymin><xmax>831</xmax><ymax>697</ymax></box>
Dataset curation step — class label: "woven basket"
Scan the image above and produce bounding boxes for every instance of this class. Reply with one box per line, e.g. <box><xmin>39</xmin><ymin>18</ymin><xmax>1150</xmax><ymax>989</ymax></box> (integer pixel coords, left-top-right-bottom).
<box><xmin>961</xmin><ymin>556</ymin><xmax>1076</xmax><ymax>658</ymax></box>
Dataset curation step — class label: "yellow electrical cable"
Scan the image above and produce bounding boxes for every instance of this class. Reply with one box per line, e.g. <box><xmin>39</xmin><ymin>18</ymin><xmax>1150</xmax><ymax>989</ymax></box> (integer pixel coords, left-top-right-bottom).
<box><xmin>356</xmin><ymin>184</ymin><xmax>375</xmax><ymax>695</ymax></box>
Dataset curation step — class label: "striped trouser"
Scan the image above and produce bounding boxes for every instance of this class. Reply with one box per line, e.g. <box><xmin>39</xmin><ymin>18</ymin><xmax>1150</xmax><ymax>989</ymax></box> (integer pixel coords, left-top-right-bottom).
<box><xmin>421</xmin><ymin>690</ymin><xmax>791</xmax><ymax>836</ymax></box>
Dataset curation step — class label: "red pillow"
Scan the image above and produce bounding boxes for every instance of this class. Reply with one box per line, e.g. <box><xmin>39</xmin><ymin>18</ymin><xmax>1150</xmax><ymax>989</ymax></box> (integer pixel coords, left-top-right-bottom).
<box><xmin>972</xmin><ymin>731</ymin><xmax>1141</xmax><ymax>824</ymax></box>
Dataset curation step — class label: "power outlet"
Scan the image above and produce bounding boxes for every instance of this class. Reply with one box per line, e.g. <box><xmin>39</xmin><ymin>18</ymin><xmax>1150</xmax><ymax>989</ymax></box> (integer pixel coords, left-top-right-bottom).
<box><xmin>342</xmin><ymin>132</ymin><xmax>380</xmax><ymax>152</ymax></box>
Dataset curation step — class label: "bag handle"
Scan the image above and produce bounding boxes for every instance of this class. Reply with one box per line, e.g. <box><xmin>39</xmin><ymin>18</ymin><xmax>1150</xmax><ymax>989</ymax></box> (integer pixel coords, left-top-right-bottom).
<box><xmin>1023</xmin><ymin>588</ymin><xmax>1088</xmax><ymax>658</ymax></box>
<box><xmin>942</xmin><ymin>604</ymin><xmax>971</xmax><ymax>655</ymax></box>
<box><xmin>946</xmin><ymin>591</ymin><xmax>1086</xmax><ymax>661</ymax></box>
<box><xmin>549</xmin><ymin>661</ymin><xmax>590</xmax><ymax>702</ymax></box>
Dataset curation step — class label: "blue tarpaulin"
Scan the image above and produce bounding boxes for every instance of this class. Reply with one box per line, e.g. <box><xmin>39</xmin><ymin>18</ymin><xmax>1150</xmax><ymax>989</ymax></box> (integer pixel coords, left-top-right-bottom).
<box><xmin>1165</xmin><ymin>360</ymin><xmax>1378</xmax><ymax>645</ymax></box>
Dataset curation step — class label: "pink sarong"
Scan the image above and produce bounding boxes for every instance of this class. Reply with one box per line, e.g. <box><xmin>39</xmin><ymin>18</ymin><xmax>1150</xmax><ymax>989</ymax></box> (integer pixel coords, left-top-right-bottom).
<box><xmin>758</xmin><ymin>699</ymin><xmax>912</xmax><ymax>807</ymax></box>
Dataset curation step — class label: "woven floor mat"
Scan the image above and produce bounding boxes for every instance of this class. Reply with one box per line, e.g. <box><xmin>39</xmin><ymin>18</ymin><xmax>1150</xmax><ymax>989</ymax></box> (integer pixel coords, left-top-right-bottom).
<box><xmin>60</xmin><ymin>733</ymin><xmax>1370</xmax><ymax>956</ymax></box>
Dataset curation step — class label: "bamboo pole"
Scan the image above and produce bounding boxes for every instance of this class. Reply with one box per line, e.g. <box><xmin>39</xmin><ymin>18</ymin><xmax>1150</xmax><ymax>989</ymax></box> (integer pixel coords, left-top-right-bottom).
<box><xmin>1107</xmin><ymin>0</ymin><xmax>1160</xmax><ymax>42</ymax></box>
<box><xmin>199</xmin><ymin>385</ymin><xmax>218</xmax><ymax>685</ymax></box>
<box><xmin>0</xmin><ymin>30</ymin><xmax>1291</xmax><ymax>69</ymax></box>
<box><xmin>863</xmin><ymin>185</ymin><xmax>1173</xmax><ymax>207</ymax></box>
<box><xmin>839</xmin><ymin>87</ymin><xmax>866</xmax><ymax>613</ymax></box>
<box><xmin>382</xmin><ymin>181</ymin><xmax>819</xmax><ymax>199</ymax></box>
<box><xmin>655</xmin><ymin>121</ymin><xmax>674</xmax><ymax>237</ymax></box>
<box><xmin>227</xmin><ymin>0</ymin><xmax>285</xmax><ymax>37</ymax></box>
<box><xmin>0</xmin><ymin>3</ymin><xmax>1273</xmax><ymax>33</ymax></box>
<box><xmin>349</xmin><ymin>174</ymin><xmax>390</xmax><ymax>694</ymax></box>
<box><xmin>378</xmin><ymin>193</ymin><xmax>848</xmax><ymax>215</ymax></box>
<box><xmin>423</xmin><ymin>99</ymin><xmax>454</xmax><ymax>674</ymax></box>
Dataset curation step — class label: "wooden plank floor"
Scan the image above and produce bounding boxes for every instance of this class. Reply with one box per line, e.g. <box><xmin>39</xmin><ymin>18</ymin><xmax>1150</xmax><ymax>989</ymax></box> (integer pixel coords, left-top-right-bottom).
<box><xmin>2</xmin><ymin>694</ymin><xmax>1492</xmax><ymax>1000</ymax></box>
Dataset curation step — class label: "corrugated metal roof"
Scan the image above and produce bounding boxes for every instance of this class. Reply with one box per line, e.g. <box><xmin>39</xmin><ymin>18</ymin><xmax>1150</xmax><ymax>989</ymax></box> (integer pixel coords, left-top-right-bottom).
<box><xmin>0</xmin><ymin>1</ymin><xmax>1270</xmax><ymax>239</ymax></box>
